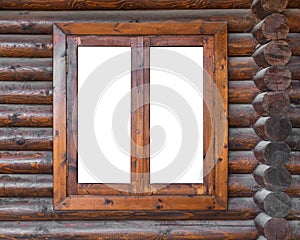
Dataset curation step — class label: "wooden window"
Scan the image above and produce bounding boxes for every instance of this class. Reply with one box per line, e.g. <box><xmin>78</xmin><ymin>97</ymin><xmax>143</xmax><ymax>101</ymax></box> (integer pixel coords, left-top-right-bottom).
<box><xmin>53</xmin><ymin>21</ymin><xmax>228</xmax><ymax>211</ymax></box>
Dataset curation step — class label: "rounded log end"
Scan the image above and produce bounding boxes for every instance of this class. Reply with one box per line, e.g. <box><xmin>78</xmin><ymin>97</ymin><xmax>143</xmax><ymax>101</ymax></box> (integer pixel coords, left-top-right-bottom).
<box><xmin>254</xmin><ymin>117</ymin><xmax>292</xmax><ymax>141</ymax></box>
<box><xmin>254</xmin><ymin>164</ymin><xmax>292</xmax><ymax>191</ymax></box>
<box><xmin>254</xmin><ymin>141</ymin><xmax>291</xmax><ymax>166</ymax></box>
<box><xmin>252</xmin><ymin>0</ymin><xmax>289</xmax><ymax>20</ymax></box>
<box><xmin>254</xmin><ymin>189</ymin><xmax>292</xmax><ymax>217</ymax></box>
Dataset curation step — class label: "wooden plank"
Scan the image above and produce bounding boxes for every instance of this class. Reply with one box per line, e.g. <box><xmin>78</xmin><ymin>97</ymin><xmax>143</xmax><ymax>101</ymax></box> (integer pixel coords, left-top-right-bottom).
<box><xmin>0</xmin><ymin>197</ymin><xmax>259</xmax><ymax>220</ymax></box>
<box><xmin>0</xmin><ymin>10</ymin><xmax>256</xmax><ymax>34</ymax></box>
<box><xmin>0</xmin><ymin>220</ymin><xmax>257</xmax><ymax>240</ymax></box>
<box><xmin>66</xmin><ymin>37</ymin><xmax>78</xmax><ymax>195</ymax></box>
<box><xmin>0</xmin><ymin>81</ymin><xmax>52</xmax><ymax>104</ymax></box>
<box><xmin>0</xmin><ymin>104</ymin><xmax>52</xmax><ymax>127</ymax></box>
<box><xmin>0</xmin><ymin>128</ymin><xmax>52</xmax><ymax>151</ymax></box>
<box><xmin>131</xmin><ymin>37</ymin><xmax>150</xmax><ymax>193</ymax></box>
<box><xmin>0</xmin><ymin>151</ymin><xmax>52</xmax><ymax>174</ymax></box>
<box><xmin>0</xmin><ymin>35</ymin><xmax>52</xmax><ymax>58</ymax></box>
<box><xmin>52</xmin><ymin>25</ymin><xmax>67</xmax><ymax>208</ymax></box>
<box><xmin>0</xmin><ymin>58</ymin><xmax>52</xmax><ymax>81</ymax></box>
<box><xmin>0</xmin><ymin>174</ymin><xmax>52</xmax><ymax>197</ymax></box>
<box><xmin>0</xmin><ymin>0</ymin><xmax>254</xmax><ymax>10</ymax></box>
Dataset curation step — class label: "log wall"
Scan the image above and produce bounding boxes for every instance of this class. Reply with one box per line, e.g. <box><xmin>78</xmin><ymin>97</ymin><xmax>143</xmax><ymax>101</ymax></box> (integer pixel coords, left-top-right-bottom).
<box><xmin>0</xmin><ymin>0</ymin><xmax>299</xmax><ymax>238</ymax></box>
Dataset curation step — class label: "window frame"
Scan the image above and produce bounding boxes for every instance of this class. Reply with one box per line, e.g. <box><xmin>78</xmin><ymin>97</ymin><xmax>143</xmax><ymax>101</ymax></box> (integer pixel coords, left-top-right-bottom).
<box><xmin>53</xmin><ymin>21</ymin><xmax>228</xmax><ymax>211</ymax></box>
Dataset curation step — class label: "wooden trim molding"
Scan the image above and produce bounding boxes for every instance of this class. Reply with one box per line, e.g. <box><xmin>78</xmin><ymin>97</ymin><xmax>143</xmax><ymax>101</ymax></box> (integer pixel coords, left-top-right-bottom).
<box><xmin>53</xmin><ymin>21</ymin><xmax>228</xmax><ymax>213</ymax></box>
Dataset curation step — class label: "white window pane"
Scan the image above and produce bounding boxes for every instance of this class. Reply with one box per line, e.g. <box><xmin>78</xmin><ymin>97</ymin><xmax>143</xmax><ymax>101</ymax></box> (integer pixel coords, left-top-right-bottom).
<box><xmin>78</xmin><ymin>47</ymin><xmax>131</xmax><ymax>183</ymax></box>
<box><xmin>150</xmin><ymin>47</ymin><xmax>204</xmax><ymax>184</ymax></box>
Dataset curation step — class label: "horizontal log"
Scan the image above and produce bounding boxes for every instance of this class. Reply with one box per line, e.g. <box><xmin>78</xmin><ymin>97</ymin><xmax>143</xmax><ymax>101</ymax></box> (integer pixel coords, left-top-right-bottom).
<box><xmin>0</xmin><ymin>33</ymin><xmax>258</xmax><ymax>59</ymax></box>
<box><xmin>0</xmin><ymin>57</ymin><xmax>255</xmax><ymax>82</ymax></box>
<box><xmin>285</xmin><ymin>9</ymin><xmax>300</xmax><ymax>33</ymax></box>
<box><xmin>0</xmin><ymin>128</ymin><xmax>52</xmax><ymax>151</ymax></box>
<box><xmin>0</xmin><ymin>58</ymin><xmax>52</xmax><ymax>81</ymax></box>
<box><xmin>290</xmin><ymin>221</ymin><xmax>300</xmax><ymax>239</ymax></box>
<box><xmin>288</xmin><ymin>57</ymin><xmax>300</xmax><ymax>80</ymax></box>
<box><xmin>229</xmin><ymin>151</ymin><xmax>258</xmax><ymax>174</ymax></box>
<box><xmin>0</xmin><ymin>174</ymin><xmax>52</xmax><ymax>197</ymax></box>
<box><xmin>229</xmin><ymin>57</ymin><xmax>258</xmax><ymax>80</ymax></box>
<box><xmin>288</xmin><ymin>33</ymin><xmax>300</xmax><ymax>56</ymax></box>
<box><xmin>255</xmin><ymin>213</ymin><xmax>292</xmax><ymax>240</ymax></box>
<box><xmin>0</xmin><ymin>151</ymin><xmax>52</xmax><ymax>174</ymax></box>
<box><xmin>228</xmin><ymin>174</ymin><xmax>260</xmax><ymax>197</ymax></box>
<box><xmin>286</xmin><ymin>81</ymin><xmax>300</xmax><ymax>105</ymax></box>
<box><xmin>251</xmin><ymin>0</ymin><xmax>289</xmax><ymax>20</ymax></box>
<box><xmin>252</xmin><ymin>91</ymin><xmax>290</xmax><ymax>117</ymax></box>
<box><xmin>254</xmin><ymin>116</ymin><xmax>292</xmax><ymax>141</ymax></box>
<box><xmin>229</xmin><ymin>151</ymin><xmax>300</xmax><ymax>174</ymax></box>
<box><xmin>228</xmin><ymin>80</ymin><xmax>299</xmax><ymax>104</ymax></box>
<box><xmin>285</xmin><ymin>129</ymin><xmax>300</xmax><ymax>151</ymax></box>
<box><xmin>0</xmin><ymin>81</ymin><xmax>52</xmax><ymax>104</ymax></box>
<box><xmin>288</xmin><ymin>152</ymin><xmax>300</xmax><ymax>175</ymax></box>
<box><xmin>0</xmin><ymin>35</ymin><xmax>52</xmax><ymax>58</ymax></box>
<box><xmin>0</xmin><ymin>0</ymin><xmax>254</xmax><ymax>10</ymax></box>
<box><xmin>0</xmin><ymin>220</ymin><xmax>258</xmax><ymax>239</ymax></box>
<box><xmin>253</xmin><ymin>141</ymin><xmax>291</xmax><ymax>167</ymax></box>
<box><xmin>252</xmin><ymin>40</ymin><xmax>292</xmax><ymax>68</ymax></box>
<box><xmin>253</xmin><ymin>66</ymin><xmax>291</xmax><ymax>91</ymax></box>
<box><xmin>0</xmin><ymin>197</ymin><xmax>259</xmax><ymax>220</ymax></box>
<box><xmin>229</xmin><ymin>104</ymin><xmax>259</xmax><ymax>127</ymax></box>
<box><xmin>288</xmin><ymin>105</ymin><xmax>300</xmax><ymax>128</ymax></box>
<box><xmin>0</xmin><ymin>105</ymin><xmax>52</xmax><ymax>127</ymax></box>
<box><xmin>254</xmin><ymin>164</ymin><xmax>292</xmax><ymax>192</ymax></box>
<box><xmin>0</xmin><ymin>173</ymin><xmax>279</xmax><ymax>198</ymax></box>
<box><xmin>229</xmin><ymin>128</ymin><xmax>260</xmax><ymax>151</ymax></box>
<box><xmin>254</xmin><ymin>189</ymin><xmax>291</xmax><ymax>218</ymax></box>
<box><xmin>288</xmin><ymin>198</ymin><xmax>300</xmax><ymax>220</ymax></box>
<box><xmin>229</xmin><ymin>81</ymin><xmax>260</xmax><ymax>104</ymax></box>
<box><xmin>1</xmin><ymin>0</ymin><xmax>296</xmax><ymax>10</ymax></box>
<box><xmin>251</xmin><ymin>13</ymin><xmax>289</xmax><ymax>44</ymax></box>
<box><xmin>228</xmin><ymin>34</ymin><xmax>257</xmax><ymax>57</ymax></box>
<box><xmin>0</xmin><ymin>10</ymin><xmax>256</xmax><ymax>34</ymax></box>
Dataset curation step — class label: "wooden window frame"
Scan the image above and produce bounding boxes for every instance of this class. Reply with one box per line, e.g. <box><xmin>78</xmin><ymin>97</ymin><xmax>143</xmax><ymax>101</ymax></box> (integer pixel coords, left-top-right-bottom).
<box><xmin>53</xmin><ymin>21</ymin><xmax>228</xmax><ymax>211</ymax></box>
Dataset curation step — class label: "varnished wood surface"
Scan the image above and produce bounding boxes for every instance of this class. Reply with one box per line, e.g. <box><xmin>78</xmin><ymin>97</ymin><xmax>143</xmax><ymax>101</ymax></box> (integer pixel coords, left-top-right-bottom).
<box><xmin>0</xmin><ymin>220</ymin><xmax>258</xmax><ymax>239</ymax></box>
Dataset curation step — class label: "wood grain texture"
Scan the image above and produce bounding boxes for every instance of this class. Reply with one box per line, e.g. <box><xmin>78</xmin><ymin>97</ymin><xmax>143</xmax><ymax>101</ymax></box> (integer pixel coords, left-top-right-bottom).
<box><xmin>0</xmin><ymin>128</ymin><xmax>52</xmax><ymax>151</ymax></box>
<box><xmin>0</xmin><ymin>220</ymin><xmax>258</xmax><ymax>239</ymax></box>
<box><xmin>229</xmin><ymin>151</ymin><xmax>258</xmax><ymax>174</ymax></box>
<box><xmin>0</xmin><ymin>197</ymin><xmax>259</xmax><ymax>220</ymax></box>
<box><xmin>254</xmin><ymin>189</ymin><xmax>291</xmax><ymax>218</ymax></box>
<box><xmin>0</xmin><ymin>174</ymin><xmax>52</xmax><ymax>197</ymax></box>
<box><xmin>0</xmin><ymin>35</ymin><xmax>52</xmax><ymax>58</ymax></box>
<box><xmin>0</xmin><ymin>81</ymin><xmax>52</xmax><ymax>104</ymax></box>
<box><xmin>0</xmin><ymin>33</ymin><xmax>262</xmax><ymax>57</ymax></box>
<box><xmin>229</xmin><ymin>104</ymin><xmax>259</xmax><ymax>127</ymax></box>
<box><xmin>0</xmin><ymin>58</ymin><xmax>52</xmax><ymax>81</ymax></box>
<box><xmin>0</xmin><ymin>104</ymin><xmax>52</xmax><ymax>127</ymax></box>
<box><xmin>255</xmin><ymin>212</ymin><xmax>292</xmax><ymax>240</ymax></box>
<box><xmin>251</xmin><ymin>13</ymin><xmax>289</xmax><ymax>44</ymax></box>
<box><xmin>229</xmin><ymin>128</ymin><xmax>260</xmax><ymax>151</ymax></box>
<box><xmin>251</xmin><ymin>0</ymin><xmax>289</xmax><ymax>20</ymax></box>
<box><xmin>0</xmin><ymin>151</ymin><xmax>52</xmax><ymax>174</ymax></box>
<box><xmin>0</xmin><ymin>0</ymin><xmax>254</xmax><ymax>10</ymax></box>
<box><xmin>0</xmin><ymin>10</ymin><xmax>256</xmax><ymax>34</ymax></box>
<box><xmin>229</xmin><ymin>81</ymin><xmax>260</xmax><ymax>104</ymax></box>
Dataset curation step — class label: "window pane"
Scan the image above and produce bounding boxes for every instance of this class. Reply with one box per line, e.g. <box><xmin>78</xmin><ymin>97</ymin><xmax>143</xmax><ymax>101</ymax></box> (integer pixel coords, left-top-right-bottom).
<box><xmin>150</xmin><ymin>47</ymin><xmax>204</xmax><ymax>184</ymax></box>
<box><xmin>78</xmin><ymin>47</ymin><xmax>131</xmax><ymax>183</ymax></box>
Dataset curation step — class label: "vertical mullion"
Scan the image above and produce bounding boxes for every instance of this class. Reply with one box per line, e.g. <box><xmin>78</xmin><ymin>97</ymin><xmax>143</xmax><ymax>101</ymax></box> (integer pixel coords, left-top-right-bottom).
<box><xmin>131</xmin><ymin>37</ymin><xmax>150</xmax><ymax>193</ymax></box>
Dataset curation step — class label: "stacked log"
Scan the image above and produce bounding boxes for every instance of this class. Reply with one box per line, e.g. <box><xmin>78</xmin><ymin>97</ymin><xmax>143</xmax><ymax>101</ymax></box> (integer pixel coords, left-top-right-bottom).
<box><xmin>251</xmin><ymin>0</ymin><xmax>294</xmax><ymax>239</ymax></box>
